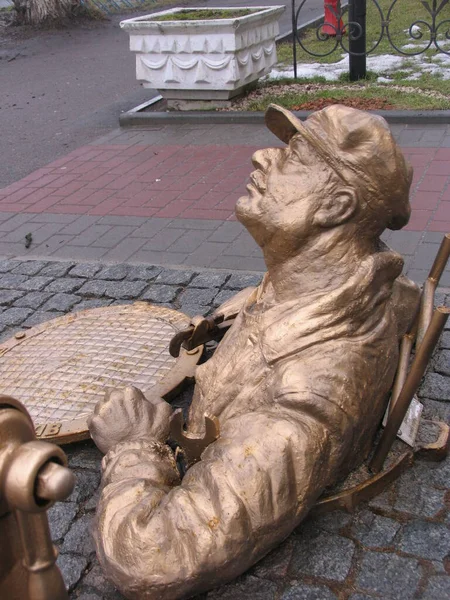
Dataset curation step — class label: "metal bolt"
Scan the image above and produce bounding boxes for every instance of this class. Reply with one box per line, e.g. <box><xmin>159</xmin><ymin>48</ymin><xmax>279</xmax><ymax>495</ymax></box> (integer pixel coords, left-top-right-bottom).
<box><xmin>15</xmin><ymin>332</ymin><xmax>26</xmax><ymax>340</ymax></box>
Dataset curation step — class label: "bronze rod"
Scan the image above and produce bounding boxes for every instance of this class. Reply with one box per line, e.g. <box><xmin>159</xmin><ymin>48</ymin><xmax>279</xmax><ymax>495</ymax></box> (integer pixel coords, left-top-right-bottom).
<box><xmin>417</xmin><ymin>278</ymin><xmax>436</xmax><ymax>350</ymax></box>
<box><xmin>370</xmin><ymin>306</ymin><xmax>450</xmax><ymax>473</ymax></box>
<box><xmin>428</xmin><ymin>233</ymin><xmax>450</xmax><ymax>281</ymax></box>
<box><xmin>388</xmin><ymin>332</ymin><xmax>414</xmax><ymax>417</ymax></box>
<box><xmin>417</xmin><ymin>234</ymin><xmax>450</xmax><ymax>349</ymax></box>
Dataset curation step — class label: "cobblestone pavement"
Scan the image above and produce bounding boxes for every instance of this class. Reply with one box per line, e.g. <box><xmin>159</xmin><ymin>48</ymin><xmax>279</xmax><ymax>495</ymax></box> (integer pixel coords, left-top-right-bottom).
<box><xmin>0</xmin><ymin>258</ymin><xmax>449</xmax><ymax>600</ymax></box>
<box><xmin>0</xmin><ymin>124</ymin><xmax>450</xmax><ymax>282</ymax></box>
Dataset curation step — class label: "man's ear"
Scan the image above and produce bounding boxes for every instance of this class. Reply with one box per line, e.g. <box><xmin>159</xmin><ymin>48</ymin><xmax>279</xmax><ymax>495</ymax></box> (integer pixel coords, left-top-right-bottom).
<box><xmin>313</xmin><ymin>187</ymin><xmax>358</xmax><ymax>228</ymax></box>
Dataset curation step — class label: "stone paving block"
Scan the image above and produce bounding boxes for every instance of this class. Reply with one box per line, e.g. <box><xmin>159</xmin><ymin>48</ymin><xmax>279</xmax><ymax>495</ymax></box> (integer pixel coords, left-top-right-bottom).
<box><xmin>180</xmin><ymin>303</ymin><xmax>212</xmax><ymax>318</ymax></box>
<box><xmin>40</xmin><ymin>261</ymin><xmax>76</xmax><ymax>277</ymax></box>
<box><xmin>57</xmin><ymin>553</ymin><xmax>88</xmax><ymax>592</ymax></box>
<box><xmin>350</xmin><ymin>510</ymin><xmax>400</xmax><ymax>547</ymax></box>
<box><xmin>97</xmin><ymin>264</ymin><xmax>129</xmax><ymax>281</ymax></box>
<box><xmin>18</xmin><ymin>276</ymin><xmax>54</xmax><ymax>292</ymax></box>
<box><xmin>281</xmin><ymin>583</ymin><xmax>337</xmax><ymax>600</ymax></box>
<box><xmin>0</xmin><ymin>289</ymin><xmax>25</xmax><ymax>305</ymax></box>
<box><xmin>412</xmin><ymin>242</ymin><xmax>444</xmax><ymax>271</ymax></box>
<box><xmin>74</xmin><ymin>299</ymin><xmax>114</xmax><ymax>312</ymax></box>
<box><xmin>22</xmin><ymin>310</ymin><xmax>64</xmax><ymax>328</ymax></box>
<box><xmin>394</xmin><ymin>469</ymin><xmax>446</xmax><ymax>517</ymax></box>
<box><xmin>48</xmin><ymin>501</ymin><xmax>78</xmax><ymax>541</ymax></box>
<box><xmin>155</xmin><ymin>269</ymin><xmax>196</xmax><ymax>286</ymax></box>
<box><xmin>355</xmin><ymin>551</ymin><xmax>421</xmax><ymax>599</ymax></box>
<box><xmin>11</xmin><ymin>260</ymin><xmax>48</xmax><ymax>276</ymax></box>
<box><xmin>419</xmin><ymin>373</ymin><xmax>450</xmax><ymax>400</ymax></box>
<box><xmin>42</xmin><ymin>293</ymin><xmax>81</xmax><ymax>312</ymax></box>
<box><xmin>78</xmin><ymin>280</ymin><xmax>109</xmax><ymax>297</ymax></box>
<box><xmin>178</xmin><ymin>288</ymin><xmax>219</xmax><ymax>306</ymax></box>
<box><xmin>46</xmin><ymin>277</ymin><xmax>85</xmax><ymax>293</ymax></box>
<box><xmin>127</xmin><ymin>265</ymin><xmax>162</xmax><ymax>281</ymax></box>
<box><xmin>422</xmin><ymin>398</ymin><xmax>450</xmax><ymax>423</ymax></box>
<box><xmin>0</xmin><ymin>273</ymin><xmax>27</xmax><ymax>289</ymax></box>
<box><xmin>422</xmin><ymin>575</ymin><xmax>450</xmax><ymax>600</ymax></box>
<box><xmin>61</xmin><ymin>514</ymin><xmax>95</xmax><ymax>555</ymax></box>
<box><xmin>399</xmin><ymin>520</ymin><xmax>450</xmax><ymax>560</ymax></box>
<box><xmin>435</xmin><ymin>349</ymin><xmax>450</xmax><ymax>376</ymax></box>
<box><xmin>290</xmin><ymin>531</ymin><xmax>355</xmax><ymax>582</ymax></box>
<box><xmin>0</xmin><ymin>307</ymin><xmax>33</xmax><ymax>326</ymax></box>
<box><xmin>81</xmin><ymin>563</ymin><xmax>121</xmax><ymax>597</ymax></box>
<box><xmin>207</xmin><ymin>574</ymin><xmax>279</xmax><ymax>600</ymax></box>
<box><xmin>0</xmin><ymin>259</ymin><xmax>20</xmax><ymax>273</ymax></box>
<box><xmin>67</xmin><ymin>470</ymin><xmax>101</xmax><ymax>504</ymax></box>
<box><xmin>29</xmin><ymin>234</ymin><xmax>74</xmax><ymax>256</ymax></box>
<box><xmin>188</xmin><ymin>242</ymin><xmax>229</xmax><ymax>268</ymax></box>
<box><xmin>105</xmin><ymin>281</ymin><xmax>147</xmax><ymax>300</ymax></box>
<box><xmin>250</xmin><ymin>540</ymin><xmax>294</xmax><ymax>582</ymax></box>
<box><xmin>14</xmin><ymin>291</ymin><xmax>53</xmax><ymax>310</ymax></box>
<box><xmin>213</xmin><ymin>289</ymin><xmax>236</xmax><ymax>307</ymax></box>
<box><xmin>225</xmin><ymin>273</ymin><xmax>263</xmax><ymax>289</ymax></box>
<box><xmin>67</xmin><ymin>445</ymin><xmax>102</xmax><ymax>471</ymax></box>
<box><xmin>309</xmin><ymin>510</ymin><xmax>352</xmax><ymax>534</ymax></box>
<box><xmin>141</xmin><ymin>285</ymin><xmax>179</xmax><ymax>303</ymax></box>
<box><xmin>69</xmin><ymin>263</ymin><xmax>102</xmax><ymax>278</ymax></box>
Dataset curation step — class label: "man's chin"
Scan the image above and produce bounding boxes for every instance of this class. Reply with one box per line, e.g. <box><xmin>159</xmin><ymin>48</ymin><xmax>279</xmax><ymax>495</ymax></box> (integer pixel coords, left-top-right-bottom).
<box><xmin>235</xmin><ymin>194</ymin><xmax>259</xmax><ymax>225</ymax></box>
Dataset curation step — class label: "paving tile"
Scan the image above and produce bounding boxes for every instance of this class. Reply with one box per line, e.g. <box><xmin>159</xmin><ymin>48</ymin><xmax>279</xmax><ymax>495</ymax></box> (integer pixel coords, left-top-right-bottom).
<box><xmin>388</xmin><ymin>231</ymin><xmax>423</xmax><ymax>256</ymax></box>
<box><xmin>129</xmin><ymin>218</ymin><xmax>171</xmax><ymax>238</ymax></box>
<box><xmin>142</xmin><ymin>229</ymin><xmax>184</xmax><ymax>252</ymax></box>
<box><xmin>90</xmin><ymin>226</ymin><xmax>136</xmax><ymax>248</ymax></box>
<box><xmin>49</xmin><ymin>245</ymin><xmax>108</xmax><ymax>261</ymax></box>
<box><xmin>0</xmin><ymin>214</ymin><xmax>36</xmax><ymax>232</ymax></box>
<box><xmin>101</xmin><ymin>237</ymin><xmax>147</xmax><ymax>262</ymax></box>
<box><xmin>59</xmin><ymin>216</ymin><xmax>100</xmax><ymax>235</ymax></box>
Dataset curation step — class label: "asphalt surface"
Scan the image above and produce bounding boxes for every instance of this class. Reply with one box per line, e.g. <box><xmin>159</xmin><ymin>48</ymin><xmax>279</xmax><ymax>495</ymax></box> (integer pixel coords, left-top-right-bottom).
<box><xmin>0</xmin><ymin>0</ymin><xmax>325</xmax><ymax>188</ymax></box>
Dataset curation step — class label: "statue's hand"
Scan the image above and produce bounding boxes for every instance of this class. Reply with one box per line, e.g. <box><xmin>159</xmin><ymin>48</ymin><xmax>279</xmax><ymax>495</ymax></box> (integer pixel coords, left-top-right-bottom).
<box><xmin>88</xmin><ymin>386</ymin><xmax>172</xmax><ymax>454</ymax></box>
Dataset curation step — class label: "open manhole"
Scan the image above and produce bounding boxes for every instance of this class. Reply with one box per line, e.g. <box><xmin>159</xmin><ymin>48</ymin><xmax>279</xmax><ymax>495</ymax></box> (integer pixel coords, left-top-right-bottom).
<box><xmin>0</xmin><ymin>303</ymin><xmax>201</xmax><ymax>443</ymax></box>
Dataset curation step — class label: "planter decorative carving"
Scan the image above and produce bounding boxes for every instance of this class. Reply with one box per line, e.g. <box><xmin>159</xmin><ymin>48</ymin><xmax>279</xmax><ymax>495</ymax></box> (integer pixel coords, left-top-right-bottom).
<box><xmin>120</xmin><ymin>6</ymin><xmax>285</xmax><ymax>108</ymax></box>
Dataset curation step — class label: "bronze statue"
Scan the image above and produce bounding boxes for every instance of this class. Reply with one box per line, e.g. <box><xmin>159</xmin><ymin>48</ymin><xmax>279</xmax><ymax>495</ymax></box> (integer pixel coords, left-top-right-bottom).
<box><xmin>88</xmin><ymin>104</ymin><xmax>421</xmax><ymax>600</ymax></box>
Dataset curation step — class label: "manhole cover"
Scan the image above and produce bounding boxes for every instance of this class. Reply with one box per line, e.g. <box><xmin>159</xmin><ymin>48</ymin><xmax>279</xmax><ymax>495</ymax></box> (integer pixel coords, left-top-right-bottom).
<box><xmin>0</xmin><ymin>303</ymin><xmax>201</xmax><ymax>444</ymax></box>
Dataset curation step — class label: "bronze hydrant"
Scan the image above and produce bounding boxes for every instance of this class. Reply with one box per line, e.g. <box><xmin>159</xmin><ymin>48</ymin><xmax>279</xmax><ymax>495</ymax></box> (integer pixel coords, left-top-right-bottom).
<box><xmin>0</xmin><ymin>395</ymin><xmax>75</xmax><ymax>600</ymax></box>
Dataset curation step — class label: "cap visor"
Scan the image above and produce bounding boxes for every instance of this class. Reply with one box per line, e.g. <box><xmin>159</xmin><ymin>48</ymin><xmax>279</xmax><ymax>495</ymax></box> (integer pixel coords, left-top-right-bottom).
<box><xmin>265</xmin><ymin>104</ymin><xmax>306</xmax><ymax>144</ymax></box>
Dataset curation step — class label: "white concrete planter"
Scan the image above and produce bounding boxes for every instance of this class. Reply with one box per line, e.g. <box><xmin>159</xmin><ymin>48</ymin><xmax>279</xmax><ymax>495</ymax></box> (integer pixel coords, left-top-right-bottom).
<box><xmin>120</xmin><ymin>6</ymin><xmax>285</xmax><ymax>107</ymax></box>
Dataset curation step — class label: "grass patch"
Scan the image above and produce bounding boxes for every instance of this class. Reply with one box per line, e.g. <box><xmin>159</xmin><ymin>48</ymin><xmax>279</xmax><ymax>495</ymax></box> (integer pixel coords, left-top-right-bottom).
<box><xmin>240</xmin><ymin>82</ymin><xmax>450</xmax><ymax>111</ymax></box>
<box><xmin>149</xmin><ymin>8</ymin><xmax>255</xmax><ymax>21</ymax></box>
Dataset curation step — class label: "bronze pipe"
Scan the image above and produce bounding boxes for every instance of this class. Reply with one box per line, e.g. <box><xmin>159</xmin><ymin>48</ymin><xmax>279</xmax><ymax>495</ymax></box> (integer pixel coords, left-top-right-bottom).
<box><xmin>388</xmin><ymin>330</ymin><xmax>415</xmax><ymax>417</ymax></box>
<box><xmin>15</xmin><ymin>510</ymin><xmax>68</xmax><ymax>600</ymax></box>
<box><xmin>417</xmin><ymin>233</ymin><xmax>450</xmax><ymax>349</ymax></box>
<box><xmin>370</xmin><ymin>306</ymin><xmax>450</xmax><ymax>473</ymax></box>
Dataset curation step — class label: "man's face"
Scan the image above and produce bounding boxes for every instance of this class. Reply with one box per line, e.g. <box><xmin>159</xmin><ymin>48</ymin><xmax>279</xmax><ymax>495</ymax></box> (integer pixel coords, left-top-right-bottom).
<box><xmin>236</xmin><ymin>135</ymin><xmax>325</xmax><ymax>254</ymax></box>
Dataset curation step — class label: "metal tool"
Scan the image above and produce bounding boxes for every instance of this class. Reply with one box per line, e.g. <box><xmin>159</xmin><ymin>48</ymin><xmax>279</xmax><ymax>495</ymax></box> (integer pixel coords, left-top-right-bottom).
<box><xmin>169</xmin><ymin>314</ymin><xmax>232</xmax><ymax>358</ymax></box>
<box><xmin>170</xmin><ymin>409</ymin><xmax>220</xmax><ymax>464</ymax></box>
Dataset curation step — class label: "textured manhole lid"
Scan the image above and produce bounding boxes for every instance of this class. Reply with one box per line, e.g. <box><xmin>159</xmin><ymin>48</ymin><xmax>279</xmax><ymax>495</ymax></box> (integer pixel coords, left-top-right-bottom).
<box><xmin>0</xmin><ymin>302</ymin><xmax>201</xmax><ymax>443</ymax></box>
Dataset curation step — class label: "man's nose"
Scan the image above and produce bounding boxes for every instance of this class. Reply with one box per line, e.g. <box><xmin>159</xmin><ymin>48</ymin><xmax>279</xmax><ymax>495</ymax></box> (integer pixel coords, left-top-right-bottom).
<box><xmin>252</xmin><ymin>148</ymin><xmax>283</xmax><ymax>172</ymax></box>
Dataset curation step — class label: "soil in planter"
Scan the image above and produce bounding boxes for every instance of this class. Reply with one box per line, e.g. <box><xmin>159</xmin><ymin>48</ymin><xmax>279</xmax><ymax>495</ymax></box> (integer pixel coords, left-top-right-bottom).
<box><xmin>290</xmin><ymin>97</ymin><xmax>395</xmax><ymax>111</ymax></box>
<box><xmin>150</xmin><ymin>9</ymin><xmax>255</xmax><ymax>21</ymax></box>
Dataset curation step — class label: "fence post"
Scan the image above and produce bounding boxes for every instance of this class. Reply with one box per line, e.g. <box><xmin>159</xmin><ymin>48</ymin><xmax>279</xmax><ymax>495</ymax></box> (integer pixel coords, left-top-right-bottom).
<box><xmin>292</xmin><ymin>0</ymin><xmax>298</xmax><ymax>79</ymax></box>
<box><xmin>348</xmin><ymin>0</ymin><xmax>366</xmax><ymax>80</ymax></box>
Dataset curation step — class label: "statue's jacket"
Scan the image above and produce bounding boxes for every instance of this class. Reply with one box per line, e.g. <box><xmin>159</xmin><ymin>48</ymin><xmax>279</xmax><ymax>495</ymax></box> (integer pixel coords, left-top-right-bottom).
<box><xmin>94</xmin><ymin>249</ymin><xmax>416</xmax><ymax>600</ymax></box>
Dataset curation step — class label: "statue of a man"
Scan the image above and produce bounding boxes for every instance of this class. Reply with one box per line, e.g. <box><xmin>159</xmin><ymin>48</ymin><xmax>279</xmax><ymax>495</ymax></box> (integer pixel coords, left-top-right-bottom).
<box><xmin>89</xmin><ymin>105</ymin><xmax>419</xmax><ymax>600</ymax></box>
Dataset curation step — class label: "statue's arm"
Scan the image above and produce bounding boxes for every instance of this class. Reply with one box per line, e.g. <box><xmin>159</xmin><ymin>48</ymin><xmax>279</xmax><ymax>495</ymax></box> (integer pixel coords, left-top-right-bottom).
<box><xmin>93</xmin><ymin>406</ymin><xmax>331</xmax><ymax>600</ymax></box>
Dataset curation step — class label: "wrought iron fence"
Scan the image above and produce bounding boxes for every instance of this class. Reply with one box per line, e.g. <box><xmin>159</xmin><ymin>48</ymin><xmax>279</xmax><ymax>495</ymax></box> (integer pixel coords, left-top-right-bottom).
<box><xmin>292</xmin><ymin>0</ymin><xmax>450</xmax><ymax>80</ymax></box>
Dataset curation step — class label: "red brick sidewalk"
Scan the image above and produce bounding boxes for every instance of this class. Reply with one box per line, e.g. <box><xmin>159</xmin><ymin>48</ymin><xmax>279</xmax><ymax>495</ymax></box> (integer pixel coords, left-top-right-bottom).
<box><xmin>1</xmin><ymin>143</ymin><xmax>450</xmax><ymax>232</ymax></box>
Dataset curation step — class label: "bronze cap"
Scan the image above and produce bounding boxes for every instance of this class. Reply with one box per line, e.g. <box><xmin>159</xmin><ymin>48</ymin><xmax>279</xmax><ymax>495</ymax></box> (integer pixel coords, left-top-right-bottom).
<box><xmin>265</xmin><ymin>103</ymin><xmax>413</xmax><ymax>230</ymax></box>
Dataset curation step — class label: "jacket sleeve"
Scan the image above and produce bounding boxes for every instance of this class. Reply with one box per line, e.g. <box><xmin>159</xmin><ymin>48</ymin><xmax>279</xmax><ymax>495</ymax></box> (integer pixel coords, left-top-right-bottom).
<box><xmin>94</xmin><ymin>403</ymin><xmax>334</xmax><ymax>600</ymax></box>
